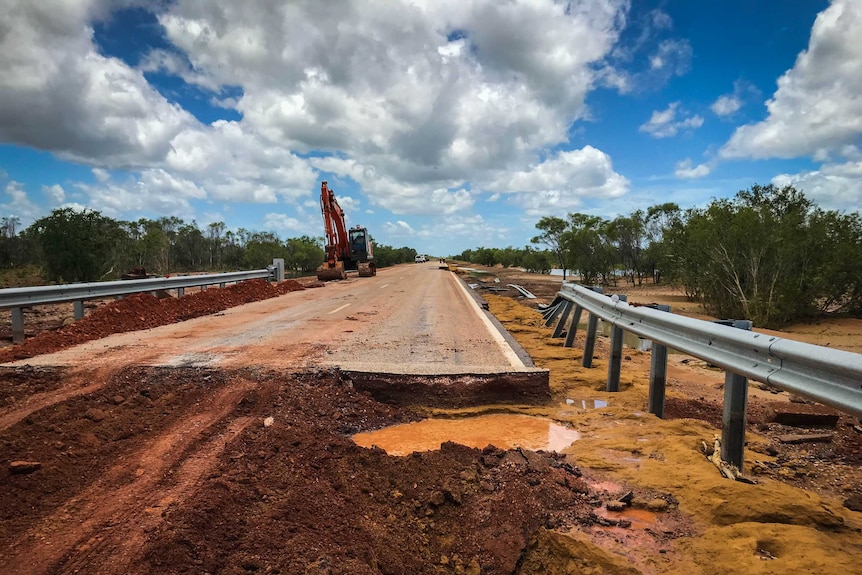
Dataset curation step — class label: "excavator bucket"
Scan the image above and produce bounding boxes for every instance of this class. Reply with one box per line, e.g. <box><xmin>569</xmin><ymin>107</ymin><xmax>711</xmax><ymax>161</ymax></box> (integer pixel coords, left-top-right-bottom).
<box><xmin>357</xmin><ymin>262</ymin><xmax>376</xmax><ymax>277</ymax></box>
<box><xmin>316</xmin><ymin>261</ymin><xmax>347</xmax><ymax>281</ymax></box>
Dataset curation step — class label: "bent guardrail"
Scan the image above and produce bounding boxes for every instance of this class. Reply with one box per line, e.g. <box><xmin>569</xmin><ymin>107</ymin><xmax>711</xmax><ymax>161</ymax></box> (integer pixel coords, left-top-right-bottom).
<box><xmin>0</xmin><ymin>259</ymin><xmax>285</xmax><ymax>344</ymax></box>
<box><xmin>542</xmin><ymin>282</ymin><xmax>862</xmax><ymax>471</ymax></box>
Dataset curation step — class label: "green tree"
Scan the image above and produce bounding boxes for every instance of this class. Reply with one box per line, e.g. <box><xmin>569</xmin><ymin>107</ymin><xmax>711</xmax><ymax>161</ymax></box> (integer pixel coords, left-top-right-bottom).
<box><xmin>28</xmin><ymin>208</ymin><xmax>125</xmax><ymax>282</ymax></box>
<box><xmin>286</xmin><ymin>236</ymin><xmax>324</xmax><ymax>273</ymax></box>
<box><xmin>665</xmin><ymin>184</ymin><xmax>845</xmax><ymax>327</ymax></box>
<box><xmin>532</xmin><ymin>216</ymin><xmax>570</xmax><ymax>279</ymax></box>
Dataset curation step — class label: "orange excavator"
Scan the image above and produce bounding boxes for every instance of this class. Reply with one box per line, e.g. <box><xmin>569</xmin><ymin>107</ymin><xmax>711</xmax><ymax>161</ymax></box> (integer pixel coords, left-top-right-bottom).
<box><xmin>316</xmin><ymin>181</ymin><xmax>376</xmax><ymax>281</ymax></box>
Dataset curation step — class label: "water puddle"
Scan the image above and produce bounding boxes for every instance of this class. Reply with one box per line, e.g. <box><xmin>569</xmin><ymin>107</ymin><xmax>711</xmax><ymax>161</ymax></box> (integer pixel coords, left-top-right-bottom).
<box><xmin>352</xmin><ymin>414</ymin><xmax>581</xmax><ymax>456</ymax></box>
<box><xmin>565</xmin><ymin>398</ymin><xmax>607</xmax><ymax>410</ymax></box>
<box><xmin>594</xmin><ymin>506</ymin><xmax>660</xmax><ymax>530</ymax></box>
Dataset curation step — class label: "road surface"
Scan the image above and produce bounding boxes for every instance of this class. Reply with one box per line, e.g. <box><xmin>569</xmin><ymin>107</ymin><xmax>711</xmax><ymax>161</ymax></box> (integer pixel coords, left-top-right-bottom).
<box><xmin>5</xmin><ymin>262</ymin><xmax>541</xmax><ymax>376</ymax></box>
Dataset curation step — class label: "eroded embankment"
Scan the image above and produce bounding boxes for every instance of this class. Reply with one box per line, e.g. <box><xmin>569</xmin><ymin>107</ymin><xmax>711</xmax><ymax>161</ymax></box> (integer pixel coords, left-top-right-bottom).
<box><xmin>1</xmin><ymin>365</ymin><xmax>695</xmax><ymax>575</ymax></box>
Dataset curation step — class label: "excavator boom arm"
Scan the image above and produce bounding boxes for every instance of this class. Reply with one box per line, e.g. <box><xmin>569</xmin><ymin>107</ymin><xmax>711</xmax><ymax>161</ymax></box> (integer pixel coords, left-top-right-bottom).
<box><xmin>320</xmin><ymin>181</ymin><xmax>349</xmax><ymax>264</ymax></box>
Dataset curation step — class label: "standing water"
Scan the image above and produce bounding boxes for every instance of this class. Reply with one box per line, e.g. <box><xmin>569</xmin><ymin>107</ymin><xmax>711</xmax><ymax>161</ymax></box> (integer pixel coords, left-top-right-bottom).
<box><xmin>352</xmin><ymin>414</ymin><xmax>581</xmax><ymax>456</ymax></box>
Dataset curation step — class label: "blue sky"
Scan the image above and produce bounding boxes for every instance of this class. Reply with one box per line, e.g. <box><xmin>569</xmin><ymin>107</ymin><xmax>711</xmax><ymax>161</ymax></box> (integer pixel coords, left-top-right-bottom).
<box><xmin>1</xmin><ymin>0</ymin><xmax>859</xmax><ymax>256</ymax></box>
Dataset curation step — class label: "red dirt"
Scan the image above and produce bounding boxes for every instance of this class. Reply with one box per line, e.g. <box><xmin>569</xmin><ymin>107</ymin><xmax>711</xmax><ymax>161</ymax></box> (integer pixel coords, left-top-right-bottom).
<box><xmin>0</xmin><ymin>279</ymin><xmax>313</xmax><ymax>362</ymax></box>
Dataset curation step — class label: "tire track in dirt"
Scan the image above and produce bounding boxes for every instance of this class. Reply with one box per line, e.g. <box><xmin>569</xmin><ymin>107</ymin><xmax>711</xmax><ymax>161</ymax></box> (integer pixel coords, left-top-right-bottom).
<box><xmin>0</xmin><ymin>376</ymin><xmax>261</xmax><ymax>575</ymax></box>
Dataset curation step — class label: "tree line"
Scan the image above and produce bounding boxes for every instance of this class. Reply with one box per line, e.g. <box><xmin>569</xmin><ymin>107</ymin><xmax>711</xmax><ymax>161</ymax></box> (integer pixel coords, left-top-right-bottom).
<box><xmin>0</xmin><ymin>208</ymin><xmax>418</xmax><ymax>285</ymax></box>
<box><xmin>454</xmin><ymin>185</ymin><xmax>862</xmax><ymax>328</ymax></box>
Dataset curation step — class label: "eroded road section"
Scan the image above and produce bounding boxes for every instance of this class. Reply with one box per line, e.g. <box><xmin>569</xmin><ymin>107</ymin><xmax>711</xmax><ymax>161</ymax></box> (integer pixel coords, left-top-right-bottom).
<box><xmin>0</xmin><ymin>266</ymin><xmax>579</xmax><ymax>575</ymax></box>
<box><xmin>6</xmin><ymin>263</ymin><xmax>540</xmax><ymax>377</ymax></box>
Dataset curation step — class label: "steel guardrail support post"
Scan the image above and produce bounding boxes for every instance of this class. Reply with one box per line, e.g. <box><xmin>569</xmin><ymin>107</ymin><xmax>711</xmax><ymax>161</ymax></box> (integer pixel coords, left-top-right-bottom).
<box><xmin>552</xmin><ymin>300</ymin><xmax>573</xmax><ymax>338</ymax></box>
<box><xmin>271</xmin><ymin>259</ymin><xmax>285</xmax><ymax>282</ymax></box>
<box><xmin>564</xmin><ymin>305</ymin><xmax>583</xmax><ymax>348</ymax></box>
<box><xmin>582</xmin><ymin>312</ymin><xmax>599</xmax><ymax>368</ymax></box>
<box><xmin>606</xmin><ymin>294</ymin><xmax>628</xmax><ymax>391</ymax></box>
<box><xmin>11</xmin><ymin>307</ymin><xmax>24</xmax><ymax>344</ymax></box>
<box><xmin>717</xmin><ymin>319</ymin><xmax>753</xmax><ymax>471</ymax></box>
<box><xmin>177</xmin><ymin>287</ymin><xmax>185</xmax><ymax>298</ymax></box>
<box><xmin>647</xmin><ymin>304</ymin><xmax>672</xmax><ymax>418</ymax></box>
<box><xmin>74</xmin><ymin>300</ymin><xmax>85</xmax><ymax>320</ymax></box>
<box><xmin>543</xmin><ymin>301</ymin><xmax>563</xmax><ymax>327</ymax></box>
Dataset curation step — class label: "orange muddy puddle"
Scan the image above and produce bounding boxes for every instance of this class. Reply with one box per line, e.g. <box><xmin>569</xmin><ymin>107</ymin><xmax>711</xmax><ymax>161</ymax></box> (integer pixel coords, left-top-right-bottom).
<box><xmin>594</xmin><ymin>506</ymin><xmax>660</xmax><ymax>530</ymax></box>
<box><xmin>352</xmin><ymin>414</ymin><xmax>581</xmax><ymax>456</ymax></box>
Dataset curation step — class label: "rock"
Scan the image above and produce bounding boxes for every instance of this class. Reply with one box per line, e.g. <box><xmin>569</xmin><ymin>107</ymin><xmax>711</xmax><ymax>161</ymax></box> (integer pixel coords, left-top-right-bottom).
<box><xmin>765</xmin><ymin>402</ymin><xmax>840</xmax><ymax>428</ymax></box>
<box><xmin>606</xmin><ymin>500</ymin><xmax>627</xmax><ymax>512</ymax></box>
<box><xmin>85</xmin><ymin>408</ymin><xmax>106</xmax><ymax>422</ymax></box>
<box><xmin>9</xmin><ymin>461</ymin><xmax>42</xmax><ymax>474</ymax></box>
<box><xmin>646</xmin><ymin>498</ymin><xmax>668</xmax><ymax>512</ymax></box>
<box><xmin>777</xmin><ymin>433</ymin><xmax>833</xmax><ymax>444</ymax></box>
<box><xmin>263</xmin><ymin>416</ymin><xmax>274</xmax><ymax>428</ymax></box>
<box><xmin>429</xmin><ymin>490</ymin><xmax>446</xmax><ymax>506</ymax></box>
<box><xmin>111</xmin><ymin>395</ymin><xmax>125</xmax><ymax>405</ymax></box>
<box><xmin>843</xmin><ymin>494</ymin><xmax>862</xmax><ymax>512</ymax></box>
<box><xmin>458</xmin><ymin>469</ymin><xmax>477</xmax><ymax>482</ymax></box>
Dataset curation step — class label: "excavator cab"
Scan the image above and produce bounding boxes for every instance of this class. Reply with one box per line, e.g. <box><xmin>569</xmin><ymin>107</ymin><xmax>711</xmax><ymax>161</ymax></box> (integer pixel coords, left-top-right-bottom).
<box><xmin>349</xmin><ymin>227</ymin><xmax>370</xmax><ymax>259</ymax></box>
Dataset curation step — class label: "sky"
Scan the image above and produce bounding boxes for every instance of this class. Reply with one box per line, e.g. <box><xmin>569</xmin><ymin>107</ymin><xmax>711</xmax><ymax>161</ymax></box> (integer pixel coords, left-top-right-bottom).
<box><xmin>1</xmin><ymin>0</ymin><xmax>860</xmax><ymax>257</ymax></box>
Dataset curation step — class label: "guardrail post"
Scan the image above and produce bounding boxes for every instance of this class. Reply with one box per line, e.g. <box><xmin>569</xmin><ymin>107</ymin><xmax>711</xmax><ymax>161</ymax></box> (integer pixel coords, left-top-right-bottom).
<box><xmin>177</xmin><ymin>287</ymin><xmax>185</xmax><ymax>298</ymax></box>
<box><xmin>564</xmin><ymin>305</ymin><xmax>583</xmax><ymax>348</ymax></box>
<box><xmin>606</xmin><ymin>295</ymin><xmax>628</xmax><ymax>391</ymax></box>
<box><xmin>582</xmin><ymin>313</ymin><xmax>599</xmax><ymax>368</ymax></box>
<box><xmin>11</xmin><ymin>307</ymin><xmax>24</xmax><ymax>344</ymax></box>
<box><xmin>717</xmin><ymin>319</ymin><xmax>753</xmax><ymax>471</ymax></box>
<box><xmin>543</xmin><ymin>300</ymin><xmax>564</xmax><ymax>327</ymax></box>
<box><xmin>73</xmin><ymin>300</ymin><xmax>85</xmax><ymax>320</ymax></box>
<box><xmin>219</xmin><ymin>282</ymin><xmax>226</xmax><ymax>289</ymax></box>
<box><xmin>552</xmin><ymin>300</ymin><xmax>573</xmax><ymax>338</ymax></box>
<box><xmin>271</xmin><ymin>258</ymin><xmax>285</xmax><ymax>282</ymax></box>
<box><xmin>647</xmin><ymin>304</ymin><xmax>672</xmax><ymax>417</ymax></box>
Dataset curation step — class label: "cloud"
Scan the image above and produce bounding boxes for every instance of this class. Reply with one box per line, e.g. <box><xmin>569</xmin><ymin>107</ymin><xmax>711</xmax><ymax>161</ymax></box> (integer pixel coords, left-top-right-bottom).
<box><xmin>416</xmin><ymin>214</ymin><xmax>507</xmax><ymax>248</ymax></box>
<box><xmin>72</xmin><ymin>169</ymin><xmax>205</xmax><ymax>220</ymax></box>
<box><xmin>262</xmin><ymin>213</ymin><xmax>317</xmax><ymax>236</ymax></box>
<box><xmin>42</xmin><ymin>184</ymin><xmax>67</xmax><ymax>203</ymax></box>
<box><xmin>311</xmin><ymin>156</ymin><xmax>475</xmax><ymax>216</ymax></box>
<box><xmin>0</xmin><ymin>1</ymin><xmax>197</xmax><ymax>167</ymax></box>
<box><xmin>0</xmin><ymin>0</ymin><xmax>637</xmax><ymax>231</ymax></box>
<box><xmin>383</xmin><ymin>220</ymin><xmax>416</xmax><ymax>236</ymax></box>
<box><xmin>721</xmin><ymin>0</ymin><xmax>862</xmax><ymax>159</ymax></box>
<box><xmin>711</xmin><ymin>95</ymin><xmax>741</xmax><ymax>117</ymax></box>
<box><xmin>601</xmin><ymin>10</ymin><xmax>692</xmax><ymax>94</ymax></box>
<box><xmin>772</xmin><ymin>160</ymin><xmax>862</xmax><ymax>210</ymax></box>
<box><xmin>639</xmin><ymin>102</ymin><xmax>703</xmax><ymax>138</ymax></box>
<box><xmin>488</xmin><ymin>146</ymin><xmax>629</xmax><ymax>216</ymax></box>
<box><xmin>674</xmin><ymin>159</ymin><xmax>712</xmax><ymax>179</ymax></box>
<box><xmin>1</xmin><ymin>181</ymin><xmax>43</xmax><ymax>222</ymax></box>
<box><xmin>159</xmin><ymin>0</ymin><xmax>628</xmax><ymax>189</ymax></box>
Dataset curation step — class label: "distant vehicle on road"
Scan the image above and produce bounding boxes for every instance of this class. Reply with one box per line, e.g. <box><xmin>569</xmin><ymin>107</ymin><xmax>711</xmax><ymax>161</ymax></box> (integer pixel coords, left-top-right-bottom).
<box><xmin>414</xmin><ymin>254</ymin><xmax>427</xmax><ymax>263</ymax></box>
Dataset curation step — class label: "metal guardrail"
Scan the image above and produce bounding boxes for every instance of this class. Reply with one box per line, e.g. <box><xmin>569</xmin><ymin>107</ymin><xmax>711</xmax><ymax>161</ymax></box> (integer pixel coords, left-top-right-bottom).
<box><xmin>0</xmin><ymin>259</ymin><xmax>285</xmax><ymax>344</ymax></box>
<box><xmin>543</xmin><ymin>282</ymin><xmax>862</xmax><ymax>471</ymax></box>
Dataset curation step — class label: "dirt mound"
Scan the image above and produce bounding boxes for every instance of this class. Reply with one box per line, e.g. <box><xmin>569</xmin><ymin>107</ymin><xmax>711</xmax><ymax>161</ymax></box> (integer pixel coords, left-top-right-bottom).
<box><xmin>0</xmin><ymin>279</ymin><xmax>311</xmax><ymax>362</ymax></box>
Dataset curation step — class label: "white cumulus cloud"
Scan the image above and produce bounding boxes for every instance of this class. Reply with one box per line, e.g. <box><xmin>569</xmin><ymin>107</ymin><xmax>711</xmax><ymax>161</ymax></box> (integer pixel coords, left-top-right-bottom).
<box><xmin>772</xmin><ymin>161</ymin><xmax>862</xmax><ymax>210</ymax></box>
<box><xmin>674</xmin><ymin>159</ymin><xmax>712</xmax><ymax>179</ymax></box>
<box><xmin>721</xmin><ymin>0</ymin><xmax>862</xmax><ymax>159</ymax></box>
<box><xmin>488</xmin><ymin>146</ymin><xmax>629</xmax><ymax>216</ymax></box>
<box><xmin>640</xmin><ymin>102</ymin><xmax>703</xmax><ymax>138</ymax></box>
